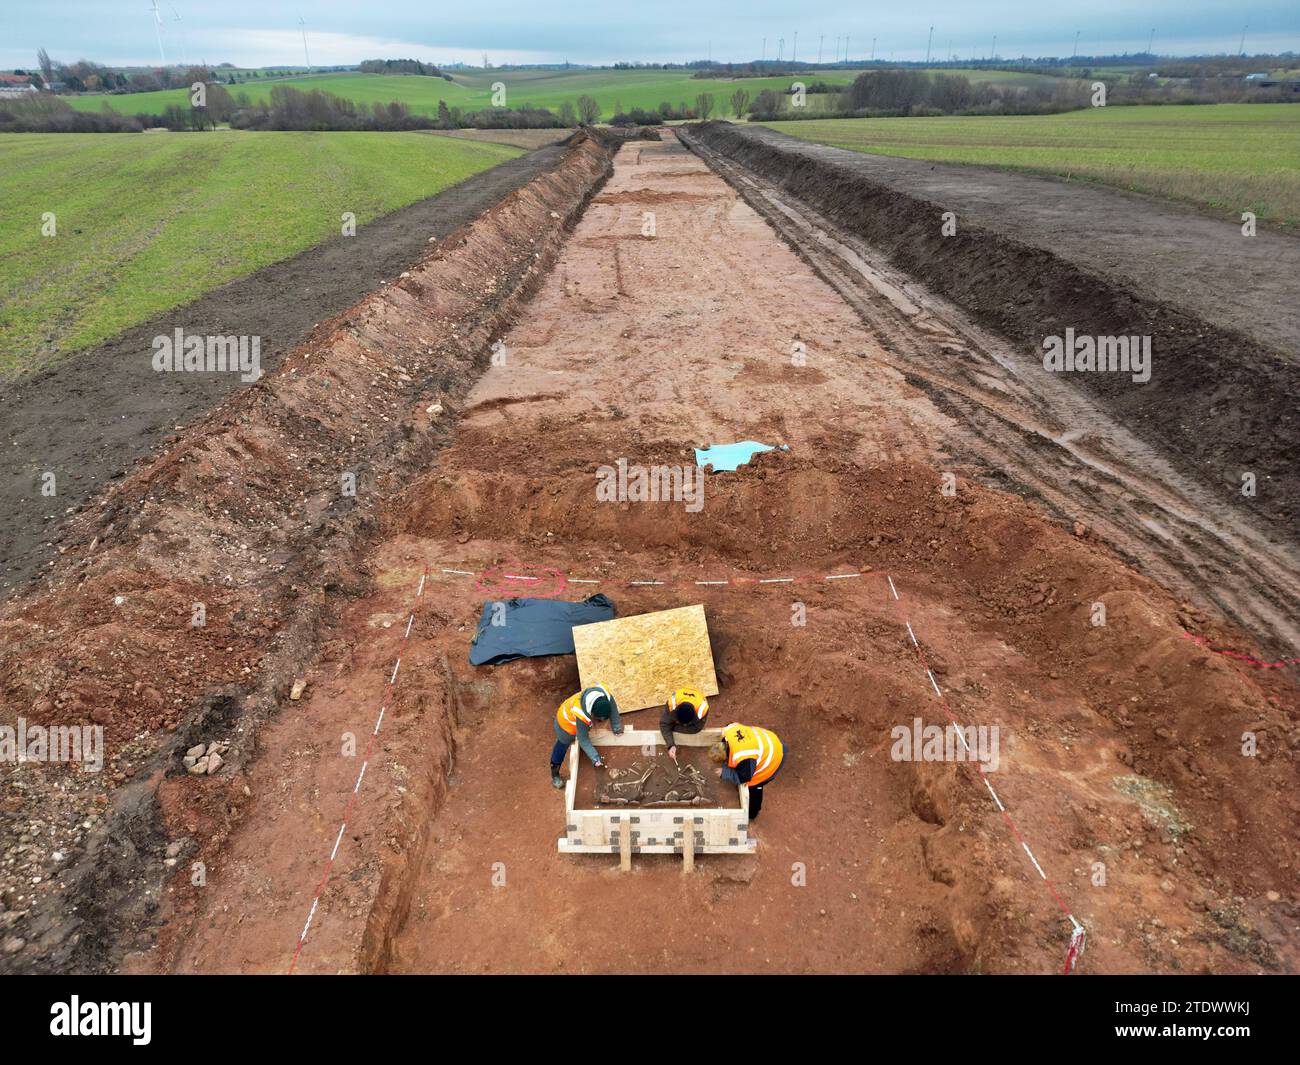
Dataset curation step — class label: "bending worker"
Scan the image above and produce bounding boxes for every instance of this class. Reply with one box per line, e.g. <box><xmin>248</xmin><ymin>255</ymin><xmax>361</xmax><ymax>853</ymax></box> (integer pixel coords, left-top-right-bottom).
<box><xmin>709</xmin><ymin>722</ymin><xmax>787</xmax><ymax>820</ymax></box>
<box><xmin>551</xmin><ymin>683</ymin><xmax>622</xmax><ymax>789</ymax></box>
<box><xmin>660</xmin><ymin>686</ymin><xmax>709</xmax><ymax>761</ymax></box>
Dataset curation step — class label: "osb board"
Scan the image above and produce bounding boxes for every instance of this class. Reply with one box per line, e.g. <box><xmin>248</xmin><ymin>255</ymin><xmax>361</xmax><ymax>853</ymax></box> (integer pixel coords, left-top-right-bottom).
<box><xmin>572</xmin><ymin>605</ymin><xmax>718</xmax><ymax>713</ymax></box>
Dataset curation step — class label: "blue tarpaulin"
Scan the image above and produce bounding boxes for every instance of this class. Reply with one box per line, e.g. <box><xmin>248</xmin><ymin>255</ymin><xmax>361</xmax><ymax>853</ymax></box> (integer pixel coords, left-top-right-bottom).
<box><xmin>695</xmin><ymin>441</ymin><xmax>789</xmax><ymax>472</ymax></box>
<box><xmin>468</xmin><ymin>594</ymin><xmax>617</xmax><ymax>666</ymax></box>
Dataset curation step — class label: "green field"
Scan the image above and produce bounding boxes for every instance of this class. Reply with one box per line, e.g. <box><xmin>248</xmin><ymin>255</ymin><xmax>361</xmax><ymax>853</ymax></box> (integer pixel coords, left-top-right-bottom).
<box><xmin>66</xmin><ymin>68</ymin><xmax>867</xmax><ymax>122</ymax></box>
<box><xmin>915</xmin><ymin>67</ymin><xmax>1071</xmax><ymax>87</ymax></box>
<box><xmin>0</xmin><ymin>131</ymin><xmax>521</xmax><ymax>374</ymax></box>
<box><xmin>763</xmin><ymin>103</ymin><xmax>1300</xmax><ymax>225</ymax></box>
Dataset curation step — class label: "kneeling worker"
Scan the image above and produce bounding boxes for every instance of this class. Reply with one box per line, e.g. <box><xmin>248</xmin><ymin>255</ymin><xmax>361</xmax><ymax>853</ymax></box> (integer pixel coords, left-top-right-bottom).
<box><xmin>551</xmin><ymin>684</ymin><xmax>622</xmax><ymax>789</ymax></box>
<box><xmin>709</xmin><ymin>722</ymin><xmax>786</xmax><ymax>820</ymax></box>
<box><xmin>660</xmin><ymin>686</ymin><xmax>709</xmax><ymax>761</ymax></box>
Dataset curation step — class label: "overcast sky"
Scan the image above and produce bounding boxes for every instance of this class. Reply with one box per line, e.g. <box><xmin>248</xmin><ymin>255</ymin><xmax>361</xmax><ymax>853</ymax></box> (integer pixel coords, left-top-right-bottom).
<box><xmin>7</xmin><ymin>0</ymin><xmax>1297</xmax><ymax>70</ymax></box>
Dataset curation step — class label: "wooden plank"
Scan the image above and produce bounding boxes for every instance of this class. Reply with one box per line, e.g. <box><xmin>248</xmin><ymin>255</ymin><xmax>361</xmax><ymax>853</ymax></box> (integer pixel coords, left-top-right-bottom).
<box><xmin>565</xmin><ymin>743</ymin><xmax>578</xmax><ymax>815</ymax></box>
<box><xmin>572</xmin><ymin>604</ymin><xmax>719</xmax><ymax>712</ymax></box>
<box><xmin>558</xmin><ymin>726</ymin><xmax>749</xmax><ymax>859</ymax></box>
<box><xmin>682</xmin><ymin>819</ymin><xmax>695</xmax><ymax>873</ymax></box>
<box><xmin>579</xmin><ymin>727</ymin><xmax>719</xmax><ymax>749</ymax></box>
<box><xmin>560</xmin><ymin>838</ymin><xmax>753</xmax><ymax>855</ymax></box>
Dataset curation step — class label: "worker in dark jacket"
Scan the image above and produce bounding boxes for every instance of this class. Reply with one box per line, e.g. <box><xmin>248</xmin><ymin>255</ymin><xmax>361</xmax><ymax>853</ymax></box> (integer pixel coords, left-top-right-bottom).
<box><xmin>551</xmin><ymin>684</ymin><xmax>622</xmax><ymax>788</ymax></box>
<box><xmin>659</xmin><ymin>686</ymin><xmax>709</xmax><ymax>761</ymax></box>
<box><xmin>709</xmin><ymin>722</ymin><xmax>787</xmax><ymax>820</ymax></box>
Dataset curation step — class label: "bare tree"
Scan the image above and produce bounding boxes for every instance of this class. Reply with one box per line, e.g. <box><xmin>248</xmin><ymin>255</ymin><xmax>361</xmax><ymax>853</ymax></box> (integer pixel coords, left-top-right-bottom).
<box><xmin>729</xmin><ymin>87</ymin><xmax>750</xmax><ymax>118</ymax></box>
<box><xmin>576</xmin><ymin>94</ymin><xmax>600</xmax><ymax>125</ymax></box>
<box><xmin>37</xmin><ymin>47</ymin><xmax>55</xmax><ymax>90</ymax></box>
<box><xmin>695</xmin><ymin>92</ymin><xmax>715</xmax><ymax>120</ymax></box>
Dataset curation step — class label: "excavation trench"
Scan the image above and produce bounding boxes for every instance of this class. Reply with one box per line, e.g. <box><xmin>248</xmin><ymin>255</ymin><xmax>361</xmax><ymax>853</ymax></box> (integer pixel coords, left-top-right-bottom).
<box><xmin>0</xmin><ymin>130</ymin><xmax>621</xmax><ymax>975</ymax></box>
<box><xmin>12</xmin><ymin>128</ymin><xmax>1293</xmax><ymax>975</ymax></box>
<box><xmin>355</xmin><ymin>133</ymin><xmax>1294</xmax><ymax>974</ymax></box>
<box><xmin>678</xmin><ymin>122</ymin><xmax>1300</xmax><ymax>657</ymax></box>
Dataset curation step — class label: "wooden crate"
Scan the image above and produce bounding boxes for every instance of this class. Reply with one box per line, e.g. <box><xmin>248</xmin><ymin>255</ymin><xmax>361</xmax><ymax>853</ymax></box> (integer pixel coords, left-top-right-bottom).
<box><xmin>558</xmin><ymin>728</ymin><xmax>754</xmax><ymax>866</ymax></box>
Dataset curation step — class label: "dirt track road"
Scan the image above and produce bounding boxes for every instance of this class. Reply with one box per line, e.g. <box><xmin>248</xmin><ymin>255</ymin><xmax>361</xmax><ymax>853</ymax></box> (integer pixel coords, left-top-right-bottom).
<box><xmin>153</xmin><ymin>133</ymin><xmax>1298</xmax><ymax>976</ymax></box>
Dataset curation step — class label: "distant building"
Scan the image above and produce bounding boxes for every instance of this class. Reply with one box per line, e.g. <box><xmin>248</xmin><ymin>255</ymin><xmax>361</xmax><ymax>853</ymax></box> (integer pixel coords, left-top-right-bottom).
<box><xmin>0</xmin><ymin>73</ymin><xmax>37</xmax><ymax>96</ymax></box>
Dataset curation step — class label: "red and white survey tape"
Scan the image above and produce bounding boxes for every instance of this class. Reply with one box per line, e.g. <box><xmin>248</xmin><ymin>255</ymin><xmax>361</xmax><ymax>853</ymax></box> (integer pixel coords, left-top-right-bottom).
<box><xmin>1180</xmin><ymin>629</ymin><xmax>1299</xmax><ymax>670</ymax></box>
<box><xmin>287</xmin><ymin>564</ymin><xmax>429</xmax><ymax>974</ymax></box>
<box><xmin>285</xmin><ymin>556</ymin><xmax>1288</xmax><ymax>974</ymax></box>
<box><xmin>442</xmin><ymin>559</ymin><xmax>1089</xmax><ymax>973</ymax></box>
<box><xmin>883</xmin><ymin>573</ymin><xmax>1087</xmax><ymax>975</ymax></box>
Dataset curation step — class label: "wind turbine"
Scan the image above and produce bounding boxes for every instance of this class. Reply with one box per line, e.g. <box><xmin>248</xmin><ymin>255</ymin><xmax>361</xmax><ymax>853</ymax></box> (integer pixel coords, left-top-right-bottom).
<box><xmin>149</xmin><ymin>0</ymin><xmax>167</xmax><ymax>67</ymax></box>
<box><xmin>170</xmin><ymin>5</ymin><xmax>188</xmax><ymax>68</ymax></box>
<box><xmin>299</xmin><ymin>15</ymin><xmax>313</xmax><ymax>72</ymax></box>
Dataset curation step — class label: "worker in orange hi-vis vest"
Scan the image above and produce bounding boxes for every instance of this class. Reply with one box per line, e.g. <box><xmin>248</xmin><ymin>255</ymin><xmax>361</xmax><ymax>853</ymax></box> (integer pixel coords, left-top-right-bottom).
<box><xmin>551</xmin><ymin>684</ymin><xmax>622</xmax><ymax>789</ymax></box>
<box><xmin>709</xmin><ymin>722</ymin><xmax>788</xmax><ymax>821</ymax></box>
<box><xmin>659</xmin><ymin>686</ymin><xmax>709</xmax><ymax>762</ymax></box>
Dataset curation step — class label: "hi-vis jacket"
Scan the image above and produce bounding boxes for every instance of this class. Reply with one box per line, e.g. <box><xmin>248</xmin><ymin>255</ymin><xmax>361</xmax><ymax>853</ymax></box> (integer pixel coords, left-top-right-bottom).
<box><xmin>720</xmin><ymin>722</ymin><xmax>784</xmax><ymax>786</ymax></box>
<box><xmin>668</xmin><ymin>687</ymin><xmax>709</xmax><ymax>724</ymax></box>
<box><xmin>556</xmin><ymin>685</ymin><xmax>613</xmax><ymax>735</ymax></box>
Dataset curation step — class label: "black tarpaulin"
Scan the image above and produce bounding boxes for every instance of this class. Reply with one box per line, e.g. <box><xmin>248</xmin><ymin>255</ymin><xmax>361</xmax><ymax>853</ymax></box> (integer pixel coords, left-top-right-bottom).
<box><xmin>468</xmin><ymin>594</ymin><xmax>617</xmax><ymax>666</ymax></box>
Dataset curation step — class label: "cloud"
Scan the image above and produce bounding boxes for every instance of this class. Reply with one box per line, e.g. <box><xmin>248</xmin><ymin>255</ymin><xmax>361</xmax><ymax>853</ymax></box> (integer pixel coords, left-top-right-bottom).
<box><xmin>201</xmin><ymin>29</ymin><xmax>546</xmax><ymax>67</ymax></box>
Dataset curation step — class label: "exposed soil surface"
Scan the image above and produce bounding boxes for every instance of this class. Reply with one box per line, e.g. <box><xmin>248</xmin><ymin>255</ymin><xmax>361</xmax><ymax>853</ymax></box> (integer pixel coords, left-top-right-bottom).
<box><xmin>684</xmin><ymin>123</ymin><xmax>1300</xmax><ymax>539</ymax></box>
<box><xmin>0</xmin><ymin>145</ymin><xmax>567</xmax><ymax>596</ymax></box>
<box><xmin>682</xmin><ymin>122</ymin><xmax>1300</xmax><ymax>658</ymax></box>
<box><xmin>589</xmin><ymin>749</ymin><xmax>723</xmax><ymax>808</ymax></box>
<box><xmin>0</xmin><ymin>132</ymin><xmax>615</xmax><ymax>975</ymax></box>
<box><xmin>425</xmin><ymin>129</ymin><xmax>576</xmax><ymax>150</ymax></box>
<box><xmin>725</xmin><ymin>124</ymin><xmax>1300</xmax><ymax>354</ymax></box>
<box><xmin>122</xmin><ymin>133</ymin><xmax>1297</xmax><ymax>976</ymax></box>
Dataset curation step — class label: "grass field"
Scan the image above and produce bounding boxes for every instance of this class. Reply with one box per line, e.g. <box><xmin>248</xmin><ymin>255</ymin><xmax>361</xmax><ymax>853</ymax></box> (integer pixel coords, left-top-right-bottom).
<box><xmin>764</xmin><ymin>103</ymin><xmax>1300</xmax><ymax>225</ymax></box>
<box><xmin>0</xmin><ymin>132</ymin><xmax>521</xmax><ymax>374</ymax></box>
<box><xmin>66</xmin><ymin>68</ymin><xmax>867</xmax><ymax>122</ymax></box>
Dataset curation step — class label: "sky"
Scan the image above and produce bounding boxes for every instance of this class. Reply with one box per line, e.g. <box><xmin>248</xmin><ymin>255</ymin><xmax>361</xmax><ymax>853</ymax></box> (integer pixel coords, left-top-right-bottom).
<box><xmin>6</xmin><ymin>0</ymin><xmax>1297</xmax><ymax>70</ymax></box>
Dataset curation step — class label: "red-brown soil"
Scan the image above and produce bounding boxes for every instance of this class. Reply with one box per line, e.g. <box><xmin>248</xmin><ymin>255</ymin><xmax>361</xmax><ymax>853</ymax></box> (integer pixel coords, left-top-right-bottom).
<box><xmin>0</xmin><ymin>131</ymin><xmax>615</xmax><ymax>974</ymax></box>
<box><xmin>129</xmin><ymin>134</ymin><xmax>1296</xmax><ymax>976</ymax></box>
<box><xmin>2</xmin><ymin>130</ymin><xmax>1296</xmax><ymax>978</ymax></box>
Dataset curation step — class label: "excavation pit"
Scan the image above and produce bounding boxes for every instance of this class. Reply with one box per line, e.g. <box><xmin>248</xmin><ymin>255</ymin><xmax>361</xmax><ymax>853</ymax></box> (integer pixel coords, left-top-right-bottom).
<box><xmin>560</xmin><ymin>729</ymin><xmax>753</xmax><ymax>865</ymax></box>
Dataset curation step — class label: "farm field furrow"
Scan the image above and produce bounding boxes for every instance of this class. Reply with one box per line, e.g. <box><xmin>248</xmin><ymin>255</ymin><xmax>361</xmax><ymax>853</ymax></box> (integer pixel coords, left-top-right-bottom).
<box><xmin>764</xmin><ymin>104</ymin><xmax>1300</xmax><ymax>224</ymax></box>
<box><xmin>0</xmin><ymin>131</ymin><xmax>522</xmax><ymax>375</ymax></box>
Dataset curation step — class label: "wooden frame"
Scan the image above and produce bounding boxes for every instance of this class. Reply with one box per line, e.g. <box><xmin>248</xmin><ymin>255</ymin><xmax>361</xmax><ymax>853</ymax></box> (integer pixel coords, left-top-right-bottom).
<box><xmin>558</xmin><ymin>728</ymin><xmax>755</xmax><ymax>867</ymax></box>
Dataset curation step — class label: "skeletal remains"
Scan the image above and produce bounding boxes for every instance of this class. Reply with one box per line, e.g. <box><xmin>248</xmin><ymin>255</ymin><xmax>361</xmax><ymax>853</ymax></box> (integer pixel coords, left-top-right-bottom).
<box><xmin>596</xmin><ymin>757</ymin><xmax>712</xmax><ymax>806</ymax></box>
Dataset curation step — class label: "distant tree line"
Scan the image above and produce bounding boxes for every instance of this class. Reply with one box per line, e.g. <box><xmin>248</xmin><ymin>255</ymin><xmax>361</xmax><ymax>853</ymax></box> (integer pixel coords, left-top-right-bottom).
<box><xmin>0</xmin><ymin>93</ymin><xmax>143</xmax><ymax>132</ymax></box>
<box><xmin>743</xmin><ymin>67</ymin><xmax>1297</xmax><ymax>120</ymax></box>
<box><xmin>357</xmin><ymin>58</ymin><xmax>452</xmax><ymax>79</ymax></box>
<box><xmin>0</xmin><ymin>83</ymin><xmax>582</xmax><ymax>134</ymax></box>
<box><xmin>229</xmin><ymin>85</ymin><xmax>566</xmax><ymax>131</ymax></box>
